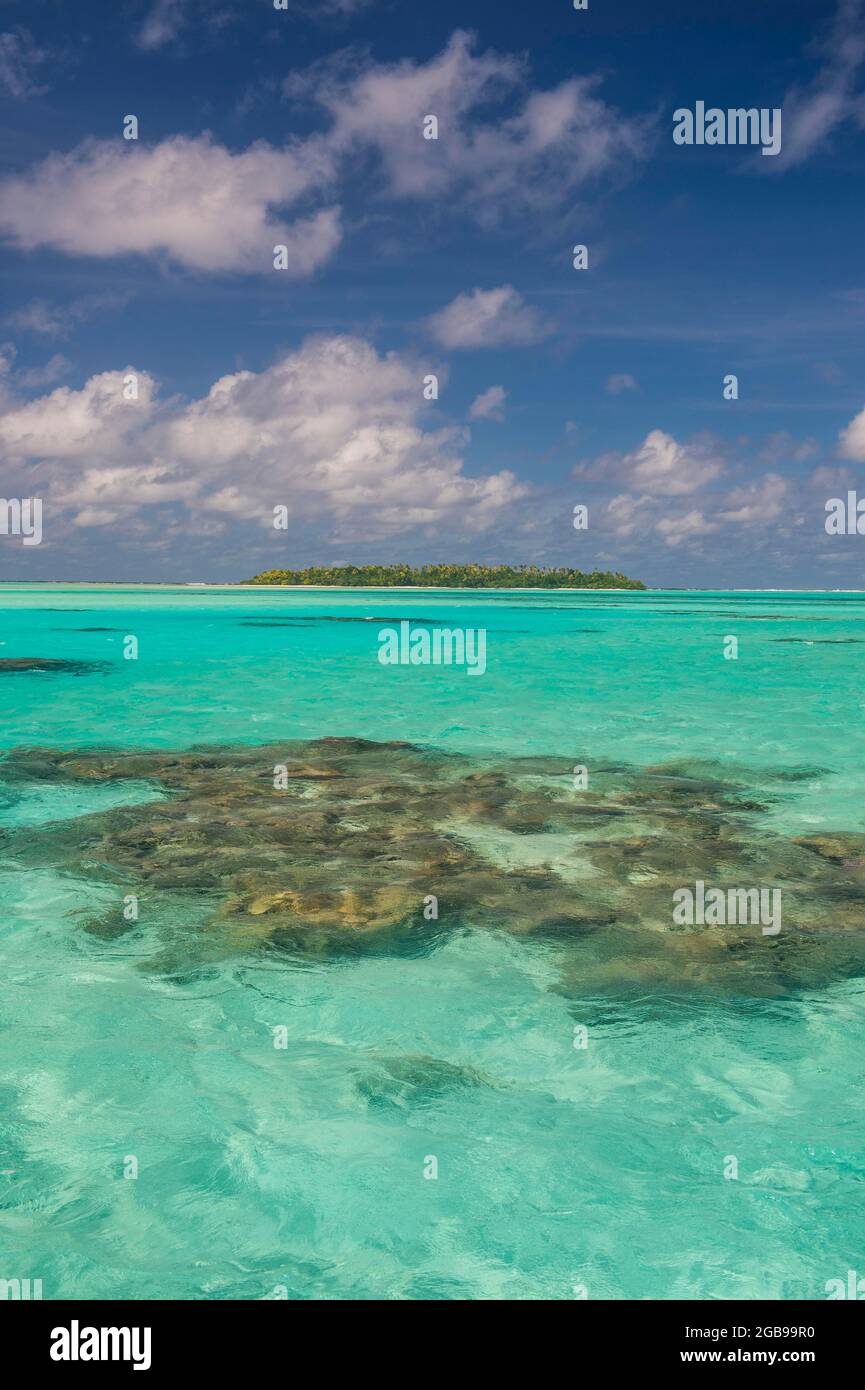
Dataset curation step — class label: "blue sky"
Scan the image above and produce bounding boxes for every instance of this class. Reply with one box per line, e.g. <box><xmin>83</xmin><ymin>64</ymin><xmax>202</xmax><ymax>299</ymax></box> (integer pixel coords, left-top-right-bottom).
<box><xmin>0</xmin><ymin>0</ymin><xmax>864</xmax><ymax>586</ymax></box>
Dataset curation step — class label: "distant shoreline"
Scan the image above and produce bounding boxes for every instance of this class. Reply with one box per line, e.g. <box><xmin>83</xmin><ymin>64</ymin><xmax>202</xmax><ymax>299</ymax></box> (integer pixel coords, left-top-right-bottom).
<box><xmin>2</xmin><ymin>582</ymin><xmax>865</xmax><ymax>594</ymax></box>
<box><xmin>0</xmin><ymin>580</ymin><xmax>647</xmax><ymax>593</ymax></box>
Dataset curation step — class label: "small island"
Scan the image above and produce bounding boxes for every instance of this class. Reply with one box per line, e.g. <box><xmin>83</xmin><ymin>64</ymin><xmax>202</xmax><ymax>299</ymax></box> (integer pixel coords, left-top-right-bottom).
<box><xmin>244</xmin><ymin>564</ymin><xmax>645</xmax><ymax>590</ymax></box>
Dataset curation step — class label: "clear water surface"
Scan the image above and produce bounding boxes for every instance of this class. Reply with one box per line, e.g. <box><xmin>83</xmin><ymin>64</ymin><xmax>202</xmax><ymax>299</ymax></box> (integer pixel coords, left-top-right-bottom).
<box><xmin>0</xmin><ymin>585</ymin><xmax>863</xmax><ymax>1300</ymax></box>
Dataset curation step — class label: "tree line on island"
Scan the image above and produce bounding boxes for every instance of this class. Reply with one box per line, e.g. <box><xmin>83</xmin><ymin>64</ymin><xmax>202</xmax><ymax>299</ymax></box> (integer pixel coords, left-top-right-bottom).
<box><xmin>244</xmin><ymin>564</ymin><xmax>645</xmax><ymax>589</ymax></box>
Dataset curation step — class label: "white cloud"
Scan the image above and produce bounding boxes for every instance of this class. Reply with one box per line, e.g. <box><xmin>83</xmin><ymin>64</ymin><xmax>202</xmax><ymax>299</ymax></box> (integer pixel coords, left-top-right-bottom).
<box><xmin>469</xmin><ymin>385</ymin><xmax>507</xmax><ymax>420</ymax></box>
<box><xmin>0</xmin><ymin>341</ymin><xmax>16</xmax><ymax>387</ymax></box>
<box><xmin>137</xmin><ymin>0</ymin><xmax>188</xmax><ymax>50</ymax></box>
<box><xmin>758</xmin><ymin>431</ymin><xmax>819</xmax><ymax>464</ymax></box>
<box><xmin>0</xmin><ymin>368</ymin><xmax>157</xmax><ymax>460</ymax></box>
<box><xmin>0</xmin><ymin>28</ymin><xmax>47</xmax><ymax>100</ymax></box>
<box><xmin>5</xmin><ymin>292</ymin><xmax>132</xmax><ymax>338</ymax></box>
<box><xmin>0</xmin><ymin>336</ymin><xmax>528</xmax><ymax>537</ymax></box>
<box><xmin>16</xmin><ymin>354</ymin><xmax>71</xmax><ymax>389</ymax></box>
<box><xmin>585</xmin><ymin>430</ymin><xmax>794</xmax><ymax>552</ymax></box>
<box><xmin>603</xmin><ymin>475</ymin><xmax>786</xmax><ymax>548</ymax></box>
<box><xmin>5</xmin><ymin>300</ymin><xmax>70</xmax><ymax>337</ymax></box>
<box><xmin>137</xmin><ymin>0</ymin><xmax>236</xmax><ymax>51</ymax></box>
<box><xmin>587</xmin><ymin>429</ymin><xmax>723</xmax><ymax>497</ymax></box>
<box><xmin>0</xmin><ymin>135</ymin><xmax>340</xmax><ymax>274</ymax></box>
<box><xmin>62</xmin><ymin>464</ymin><xmax>200</xmax><ymax>528</ymax></box>
<box><xmin>771</xmin><ymin>0</ymin><xmax>865</xmax><ymax>169</ymax></box>
<box><xmin>292</xmin><ymin>28</ymin><xmax>650</xmax><ymax>219</ymax></box>
<box><xmin>0</xmin><ymin>31</ymin><xmax>650</xmax><ymax>277</ymax></box>
<box><xmin>604</xmin><ymin>492</ymin><xmax>652</xmax><ymax>538</ymax></box>
<box><xmin>719</xmin><ymin>473</ymin><xmax>788</xmax><ymax>525</ymax></box>
<box><xmin>811</xmin><ymin>463</ymin><xmax>854</xmax><ymax>489</ymax></box>
<box><xmin>296</xmin><ymin>0</ymin><xmax>380</xmax><ymax>12</ymax></box>
<box><xmin>605</xmin><ymin>373</ymin><xmax>637</xmax><ymax>394</ymax></box>
<box><xmin>427</xmin><ymin>285</ymin><xmax>551</xmax><ymax>349</ymax></box>
<box><xmin>656</xmin><ymin>510</ymin><xmax>719</xmax><ymax>547</ymax></box>
<box><xmin>838</xmin><ymin>402</ymin><xmax>865</xmax><ymax>459</ymax></box>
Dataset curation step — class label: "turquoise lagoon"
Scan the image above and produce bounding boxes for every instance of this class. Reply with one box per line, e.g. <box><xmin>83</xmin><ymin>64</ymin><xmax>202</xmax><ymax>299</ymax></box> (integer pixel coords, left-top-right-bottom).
<box><xmin>1</xmin><ymin>583</ymin><xmax>864</xmax><ymax>1300</ymax></box>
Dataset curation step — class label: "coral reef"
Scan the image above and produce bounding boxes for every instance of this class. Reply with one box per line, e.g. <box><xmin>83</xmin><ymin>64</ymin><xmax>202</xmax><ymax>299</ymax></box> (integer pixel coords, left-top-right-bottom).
<box><xmin>2</xmin><ymin>737</ymin><xmax>863</xmax><ymax>993</ymax></box>
<box><xmin>0</xmin><ymin>658</ymin><xmax>111</xmax><ymax>675</ymax></box>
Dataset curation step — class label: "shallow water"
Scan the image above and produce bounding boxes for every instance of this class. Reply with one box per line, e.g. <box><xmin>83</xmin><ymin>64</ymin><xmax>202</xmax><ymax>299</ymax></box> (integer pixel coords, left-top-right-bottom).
<box><xmin>1</xmin><ymin>585</ymin><xmax>864</xmax><ymax>1299</ymax></box>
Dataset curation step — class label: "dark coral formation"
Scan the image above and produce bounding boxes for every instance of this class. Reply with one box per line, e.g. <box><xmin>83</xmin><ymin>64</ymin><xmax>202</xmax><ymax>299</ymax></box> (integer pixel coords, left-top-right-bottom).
<box><xmin>0</xmin><ymin>657</ymin><xmax>111</xmax><ymax>675</ymax></box>
<box><xmin>2</xmin><ymin>737</ymin><xmax>864</xmax><ymax>994</ymax></box>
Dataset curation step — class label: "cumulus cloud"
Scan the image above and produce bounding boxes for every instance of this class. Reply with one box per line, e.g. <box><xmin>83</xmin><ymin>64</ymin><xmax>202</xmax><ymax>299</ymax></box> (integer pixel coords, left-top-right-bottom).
<box><xmin>578</xmin><ymin>429</ymin><xmax>724</xmax><ymax>496</ymax></box>
<box><xmin>583</xmin><ymin>429</ymin><xmax>797</xmax><ymax>553</ymax></box>
<box><xmin>838</xmin><ymin>401</ymin><xmax>865</xmax><ymax>459</ymax></box>
<box><xmin>469</xmin><ymin>385</ymin><xmax>507</xmax><ymax>420</ymax></box>
<box><xmin>718</xmin><ymin>473</ymin><xmax>788</xmax><ymax>524</ymax></box>
<box><xmin>0</xmin><ymin>31</ymin><xmax>650</xmax><ymax>277</ymax></box>
<box><xmin>0</xmin><ymin>336</ymin><xmax>527</xmax><ymax>538</ymax></box>
<box><xmin>603</xmin><ymin>492</ymin><xmax>652</xmax><ymax>539</ymax></box>
<box><xmin>655</xmin><ymin>510</ymin><xmax>720</xmax><ymax>547</ymax></box>
<box><xmin>603</xmin><ymin>483</ymin><xmax>778</xmax><ymax>550</ymax></box>
<box><xmin>0</xmin><ymin>135</ymin><xmax>340</xmax><ymax>274</ymax></box>
<box><xmin>0</xmin><ymin>368</ymin><xmax>158</xmax><ymax>460</ymax></box>
<box><xmin>426</xmin><ymin>286</ymin><xmax>551</xmax><ymax>349</ymax></box>
<box><xmin>306</xmin><ymin>30</ymin><xmax>651</xmax><ymax>220</ymax></box>
<box><xmin>624</xmin><ymin>430</ymin><xmax>724</xmax><ymax>495</ymax></box>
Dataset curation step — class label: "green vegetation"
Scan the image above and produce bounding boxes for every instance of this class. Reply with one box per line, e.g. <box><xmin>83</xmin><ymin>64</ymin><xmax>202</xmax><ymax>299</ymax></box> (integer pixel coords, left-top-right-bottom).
<box><xmin>244</xmin><ymin>564</ymin><xmax>645</xmax><ymax>589</ymax></box>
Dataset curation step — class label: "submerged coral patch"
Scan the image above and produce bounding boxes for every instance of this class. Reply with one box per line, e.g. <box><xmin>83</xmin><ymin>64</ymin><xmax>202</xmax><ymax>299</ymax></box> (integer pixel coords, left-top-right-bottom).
<box><xmin>0</xmin><ymin>657</ymin><xmax>112</xmax><ymax>675</ymax></box>
<box><xmin>2</xmin><ymin>737</ymin><xmax>864</xmax><ymax>994</ymax></box>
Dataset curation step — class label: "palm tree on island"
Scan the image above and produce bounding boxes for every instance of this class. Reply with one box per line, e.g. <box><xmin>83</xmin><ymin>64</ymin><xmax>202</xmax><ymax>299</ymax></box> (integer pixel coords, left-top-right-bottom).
<box><xmin>244</xmin><ymin>564</ymin><xmax>645</xmax><ymax>589</ymax></box>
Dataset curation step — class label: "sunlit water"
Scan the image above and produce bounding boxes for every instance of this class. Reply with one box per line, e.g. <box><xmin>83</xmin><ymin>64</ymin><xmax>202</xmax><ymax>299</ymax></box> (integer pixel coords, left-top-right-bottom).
<box><xmin>1</xmin><ymin>585</ymin><xmax>864</xmax><ymax>1300</ymax></box>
